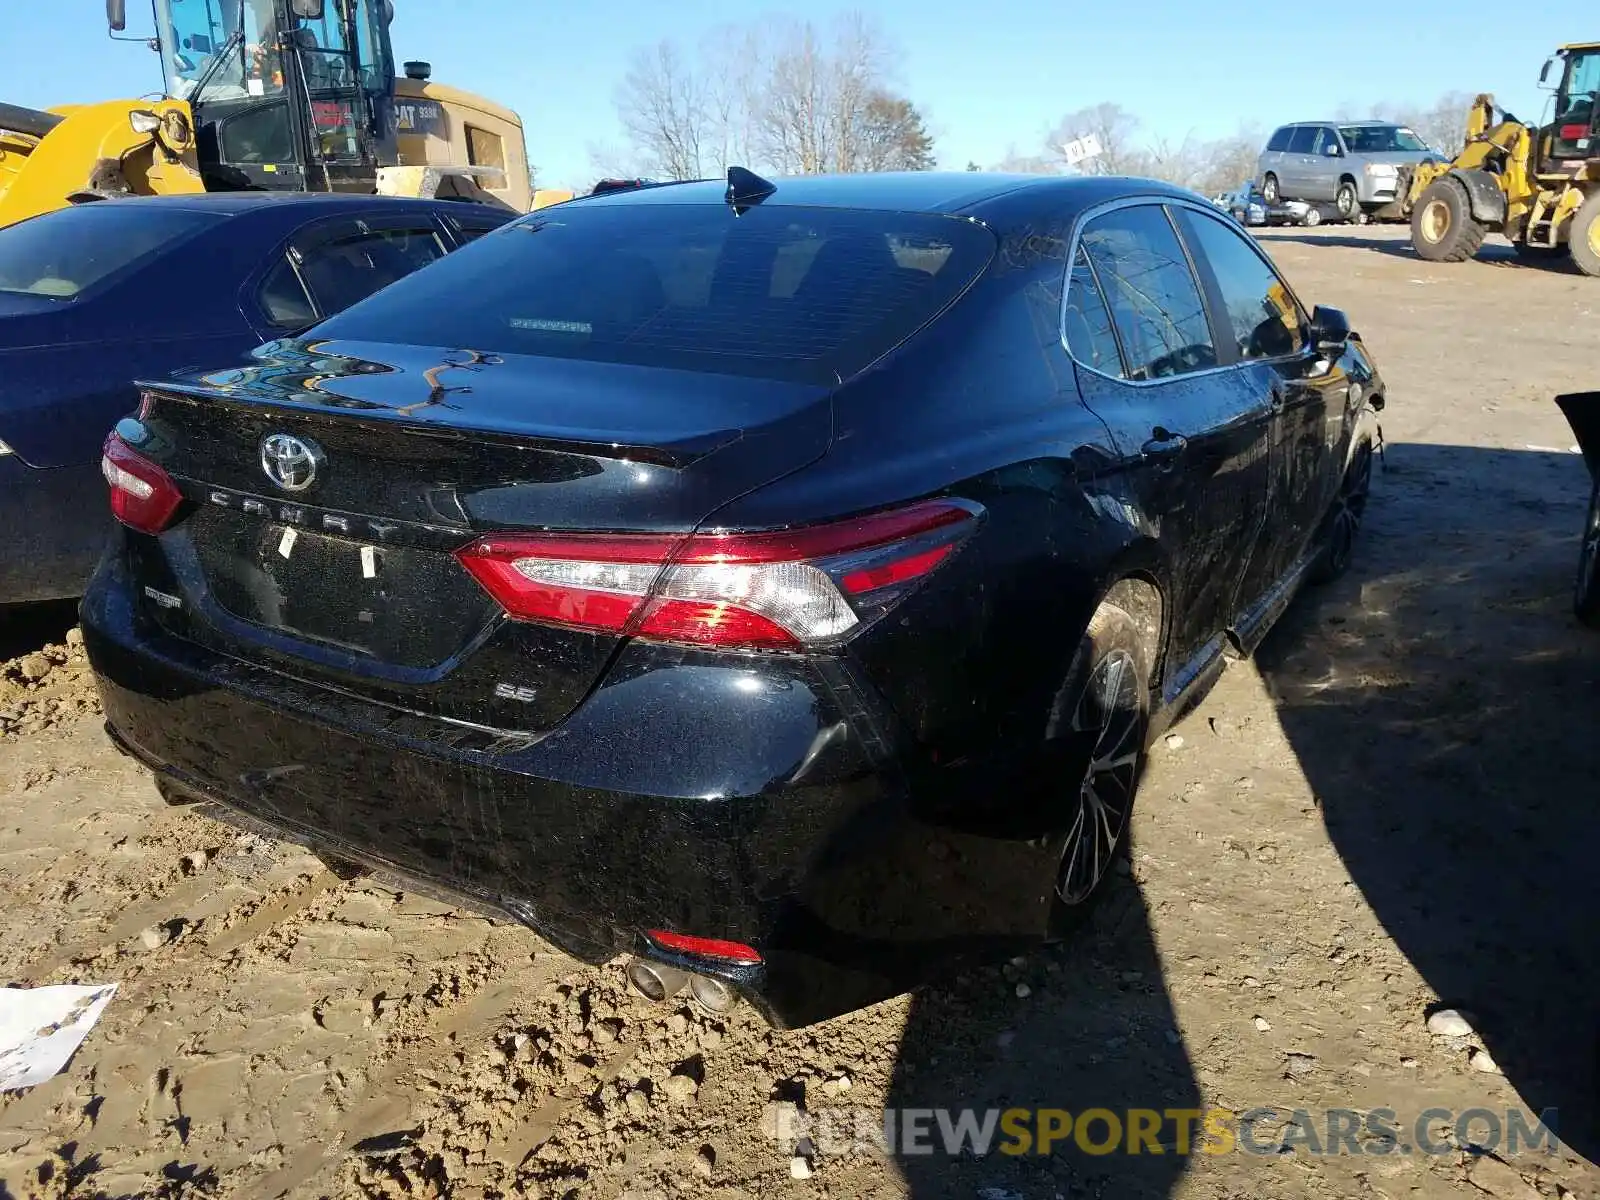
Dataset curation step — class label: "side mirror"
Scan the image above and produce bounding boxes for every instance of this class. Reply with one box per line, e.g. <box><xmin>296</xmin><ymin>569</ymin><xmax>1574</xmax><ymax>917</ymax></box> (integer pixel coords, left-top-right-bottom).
<box><xmin>107</xmin><ymin>0</ymin><xmax>126</xmax><ymax>31</ymax></box>
<box><xmin>1323</xmin><ymin>143</ymin><xmax>1342</xmax><ymax>157</ymax></box>
<box><xmin>1539</xmin><ymin>57</ymin><xmax>1556</xmax><ymax>87</ymax></box>
<box><xmin>1310</xmin><ymin>305</ymin><xmax>1351</xmax><ymax>353</ymax></box>
<box><xmin>290</xmin><ymin>0</ymin><xmax>326</xmax><ymax>18</ymax></box>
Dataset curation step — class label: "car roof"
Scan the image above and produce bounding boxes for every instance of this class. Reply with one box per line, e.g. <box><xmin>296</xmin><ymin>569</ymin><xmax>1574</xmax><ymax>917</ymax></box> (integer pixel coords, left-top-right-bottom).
<box><xmin>558</xmin><ymin>170</ymin><xmax>1202</xmax><ymax>226</ymax></box>
<box><xmin>1280</xmin><ymin>119</ymin><xmax>1398</xmax><ymax>128</ymax></box>
<box><xmin>66</xmin><ymin>192</ymin><xmax>470</xmax><ymax>217</ymax></box>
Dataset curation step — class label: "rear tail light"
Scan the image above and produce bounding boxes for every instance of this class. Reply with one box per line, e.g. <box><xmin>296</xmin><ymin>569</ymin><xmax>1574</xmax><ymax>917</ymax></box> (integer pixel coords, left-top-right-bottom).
<box><xmin>1560</xmin><ymin>124</ymin><xmax>1589</xmax><ymax>141</ymax></box>
<box><xmin>456</xmin><ymin>497</ymin><xmax>982</xmax><ymax>651</ymax></box>
<box><xmin>647</xmin><ymin>929</ymin><xmax>762</xmax><ymax>966</ymax></box>
<box><xmin>102</xmin><ymin>432</ymin><xmax>182</xmax><ymax>534</ymax></box>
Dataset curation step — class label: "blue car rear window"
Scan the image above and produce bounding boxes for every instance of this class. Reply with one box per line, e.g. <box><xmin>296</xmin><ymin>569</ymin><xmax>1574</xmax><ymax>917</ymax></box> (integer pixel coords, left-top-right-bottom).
<box><xmin>311</xmin><ymin>203</ymin><xmax>997</xmax><ymax>385</ymax></box>
<box><xmin>0</xmin><ymin>204</ymin><xmax>223</xmax><ymax>301</ymax></box>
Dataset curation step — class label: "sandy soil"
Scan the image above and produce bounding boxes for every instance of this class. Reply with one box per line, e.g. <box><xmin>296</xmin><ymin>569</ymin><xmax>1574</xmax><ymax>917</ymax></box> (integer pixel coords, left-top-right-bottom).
<box><xmin>1</xmin><ymin>225</ymin><xmax>1598</xmax><ymax>1200</ymax></box>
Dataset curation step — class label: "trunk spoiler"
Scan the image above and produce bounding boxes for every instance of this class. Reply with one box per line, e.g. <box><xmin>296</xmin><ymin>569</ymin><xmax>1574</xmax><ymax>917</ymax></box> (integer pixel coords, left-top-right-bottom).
<box><xmin>1556</xmin><ymin>392</ymin><xmax>1600</xmax><ymax>481</ymax></box>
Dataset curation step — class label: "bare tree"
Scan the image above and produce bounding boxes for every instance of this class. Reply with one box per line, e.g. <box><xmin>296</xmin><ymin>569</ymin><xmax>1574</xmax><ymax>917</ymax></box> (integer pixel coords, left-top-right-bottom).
<box><xmin>1047</xmin><ymin>103</ymin><xmax>1145</xmax><ymax>175</ymax></box>
<box><xmin>613</xmin><ymin>40</ymin><xmax>711</xmax><ymax>180</ymax></box>
<box><xmin>610</xmin><ymin>12</ymin><xmax>936</xmax><ymax>178</ymax></box>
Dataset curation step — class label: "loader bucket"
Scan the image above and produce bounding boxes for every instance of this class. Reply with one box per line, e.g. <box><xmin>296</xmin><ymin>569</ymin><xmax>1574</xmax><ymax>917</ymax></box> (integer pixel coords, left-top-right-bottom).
<box><xmin>1556</xmin><ymin>392</ymin><xmax>1600</xmax><ymax>481</ymax></box>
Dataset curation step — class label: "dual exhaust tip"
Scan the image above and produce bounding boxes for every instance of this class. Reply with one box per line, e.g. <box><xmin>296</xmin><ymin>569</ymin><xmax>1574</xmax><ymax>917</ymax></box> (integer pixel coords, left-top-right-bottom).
<box><xmin>625</xmin><ymin>957</ymin><xmax>739</xmax><ymax>1014</ymax></box>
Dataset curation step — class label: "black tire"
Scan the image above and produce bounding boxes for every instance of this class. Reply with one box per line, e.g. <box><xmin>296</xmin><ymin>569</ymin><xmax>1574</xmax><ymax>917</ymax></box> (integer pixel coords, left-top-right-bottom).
<box><xmin>1411</xmin><ymin>177</ymin><xmax>1486</xmax><ymax>263</ymax></box>
<box><xmin>1576</xmin><ymin>479</ymin><xmax>1600</xmax><ymax>629</ymax></box>
<box><xmin>0</xmin><ymin>102</ymin><xmax>62</xmax><ymax>140</ymax></box>
<box><xmin>1311</xmin><ymin>438</ymin><xmax>1374</xmax><ymax>585</ymax></box>
<box><xmin>1304</xmin><ymin>206</ymin><xmax>1323</xmax><ymax>227</ymax></box>
<box><xmin>1045</xmin><ymin>602</ymin><xmax>1151</xmax><ymax>936</ymax></box>
<box><xmin>1335</xmin><ymin>179</ymin><xmax>1359</xmax><ymax>219</ymax></box>
<box><xmin>1261</xmin><ymin>174</ymin><xmax>1280</xmax><ymax>204</ymax></box>
<box><xmin>1569</xmin><ymin>190</ymin><xmax>1600</xmax><ymax>279</ymax></box>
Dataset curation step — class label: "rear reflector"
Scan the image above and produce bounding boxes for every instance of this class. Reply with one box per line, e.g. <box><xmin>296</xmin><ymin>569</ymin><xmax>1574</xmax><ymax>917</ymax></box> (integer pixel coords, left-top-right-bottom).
<box><xmin>456</xmin><ymin>498</ymin><xmax>982</xmax><ymax>651</ymax></box>
<box><xmin>102</xmin><ymin>432</ymin><xmax>182</xmax><ymax>534</ymax></box>
<box><xmin>1560</xmin><ymin>124</ymin><xmax>1590</xmax><ymax>141</ymax></box>
<box><xmin>647</xmin><ymin>929</ymin><xmax>763</xmax><ymax>965</ymax></box>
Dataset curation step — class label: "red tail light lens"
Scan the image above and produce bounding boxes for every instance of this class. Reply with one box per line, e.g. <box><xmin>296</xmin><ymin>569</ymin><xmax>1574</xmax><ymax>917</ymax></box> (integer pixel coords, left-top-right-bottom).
<box><xmin>101</xmin><ymin>432</ymin><xmax>182</xmax><ymax>534</ymax></box>
<box><xmin>455</xmin><ymin>498</ymin><xmax>982</xmax><ymax>651</ymax></box>
<box><xmin>647</xmin><ymin>929</ymin><xmax>763</xmax><ymax>965</ymax></box>
<box><xmin>1560</xmin><ymin>124</ymin><xmax>1590</xmax><ymax>141</ymax></box>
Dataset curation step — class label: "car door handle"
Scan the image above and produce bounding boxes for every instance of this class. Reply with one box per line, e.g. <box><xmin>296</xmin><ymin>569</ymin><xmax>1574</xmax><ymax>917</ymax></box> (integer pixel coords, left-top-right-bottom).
<box><xmin>1141</xmin><ymin>430</ymin><xmax>1189</xmax><ymax>460</ymax></box>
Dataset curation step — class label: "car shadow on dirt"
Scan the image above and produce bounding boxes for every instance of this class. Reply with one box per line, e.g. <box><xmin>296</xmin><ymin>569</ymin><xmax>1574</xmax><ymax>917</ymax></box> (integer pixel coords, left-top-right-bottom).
<box><xmin>883</xmin><ymin>883</ymin><xmax>1198</xmax><ymax>1199</ymax></box>
<box><xmin>1255</xmin><ymin>441</ymin><xmax>1600</xmax><ymax>1165</ymax></box>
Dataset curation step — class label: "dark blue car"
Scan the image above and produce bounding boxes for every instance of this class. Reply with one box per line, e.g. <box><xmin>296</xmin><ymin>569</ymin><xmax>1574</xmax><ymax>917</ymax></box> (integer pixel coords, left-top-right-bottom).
<box><xmin>0</xmin><ymin>193</ymin><xmax>513</xmax><ymax>604</ymax></box>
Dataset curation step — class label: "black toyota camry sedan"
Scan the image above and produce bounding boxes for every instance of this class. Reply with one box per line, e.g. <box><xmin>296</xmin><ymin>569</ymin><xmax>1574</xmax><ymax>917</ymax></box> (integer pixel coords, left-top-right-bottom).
<box><xmin>83</xmin><ymin>169</ymin><xmax>1385</xmax><ymax>1027</ymax></box>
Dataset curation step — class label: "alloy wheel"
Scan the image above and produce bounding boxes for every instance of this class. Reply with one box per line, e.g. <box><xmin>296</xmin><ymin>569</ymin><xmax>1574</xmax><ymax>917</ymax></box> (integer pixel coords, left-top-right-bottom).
<box><xmin>1577</xmin><ymin>484</ymin><xmax>1600</xmax><ymax>613</ymax></box>
<box><xmin>1055</xmin><ymin>648</ymin><xmax>1144</xmax><ymax>905</ymax></box>
<box><xmin>1325</xmin><ymin>442</ymin><xmax>1374</xmax><ymax>574</ymax></box>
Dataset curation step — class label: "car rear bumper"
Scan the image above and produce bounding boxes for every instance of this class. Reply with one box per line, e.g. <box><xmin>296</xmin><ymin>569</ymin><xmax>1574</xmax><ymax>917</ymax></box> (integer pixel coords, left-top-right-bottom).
<box><xmin>81</xmin><ymin>548</ymin><xmax>1054</xmax><ymax>1026</ymax></box>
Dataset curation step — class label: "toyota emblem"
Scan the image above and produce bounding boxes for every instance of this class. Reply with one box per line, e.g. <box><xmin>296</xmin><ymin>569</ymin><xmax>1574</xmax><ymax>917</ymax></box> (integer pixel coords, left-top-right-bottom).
<box><xmin>259</xmin><ymin>433</ymin><xmax>324</xmax><ymax>492</ymax></box>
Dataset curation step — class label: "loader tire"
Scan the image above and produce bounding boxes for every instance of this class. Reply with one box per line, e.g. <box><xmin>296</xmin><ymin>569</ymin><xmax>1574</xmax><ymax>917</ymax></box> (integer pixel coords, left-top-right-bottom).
<box><xmin>1411</xmin><ymin>177</ymin><xmax>1485</xmax><ymax>263</ymax></box>
<box><xmin>1569</xmin><ymin>190</ymin><xmax>1600</xmax><ymax>279</ymax></box>
<box><xmin>0</xmin><ymin>102</ymin><xmax>62</xmax><ymax>140</ymax></box>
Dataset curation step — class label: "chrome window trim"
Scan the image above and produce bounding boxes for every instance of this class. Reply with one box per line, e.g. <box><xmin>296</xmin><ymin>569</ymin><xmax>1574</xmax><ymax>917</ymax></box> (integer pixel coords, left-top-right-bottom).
<box><xmin>1057</xmin><ymin>193</ymin><xmax>1315</xmax><ymax>388</ymax></box>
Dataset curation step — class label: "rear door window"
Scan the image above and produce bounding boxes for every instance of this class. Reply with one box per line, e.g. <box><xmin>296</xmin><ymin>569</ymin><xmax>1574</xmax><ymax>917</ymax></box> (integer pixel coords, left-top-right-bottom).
<box><xmin>1062</xmin><ymin>246</ymin><xmax>1124</xmax><ymax>377</ymax></box>
<box><xmin>296</xmin><ymin>225</ymin><xmax>448</xmax><ymax>316</ymax></box>
<box><xmin>0</xmin><ymin>204</ymin><xmax>221</xmax><ymax>301</ymax></box>
<box><xmin>1078</xmin><ymin>205</ymin><xmax>1216</xmax><ymax>381</ymax></box>
<box><xmin>257</xmin><ymin>256</ymin><xmax>317</xmax><ymax>328</ymax></box>
<box><xmin>1287</xmin><ymin>126</ymin><xmax>1318</xmax><ymax>154</ymax></box>
<box><xmin>448</xmin><ymin>212</ymin><xmax>513</xmax><ymax>245</ymax></box>
<box><xmin>1175</xmin><ymin>208</ymin><xmax>1306</xmax><ymax>361</ymax></box>
<box><xmin>310</xmin><ymin>204</ymin><xmax>997</xmax><ymax>385</ymax></box>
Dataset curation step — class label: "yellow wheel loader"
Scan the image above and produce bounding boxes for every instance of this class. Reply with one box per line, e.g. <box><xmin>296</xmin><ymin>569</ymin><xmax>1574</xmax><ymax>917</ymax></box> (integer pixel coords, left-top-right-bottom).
<box><xmin>1401</xmin><ymin>42</ymin><xmax>1600</xmax><ymax>275</ymax></box>
<box><xmin>0</xmin><ymin>0</ymin><xmax>532</xmax><ymax>230</ymax></box>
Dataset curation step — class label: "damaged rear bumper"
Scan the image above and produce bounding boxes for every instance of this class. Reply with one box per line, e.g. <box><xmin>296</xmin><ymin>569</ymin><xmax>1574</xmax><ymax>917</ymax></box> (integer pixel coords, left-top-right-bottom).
<box><xmin>81</xmin><ymin>549</ymin><xmax>1054</xmax><ymax>1027</ymax></box>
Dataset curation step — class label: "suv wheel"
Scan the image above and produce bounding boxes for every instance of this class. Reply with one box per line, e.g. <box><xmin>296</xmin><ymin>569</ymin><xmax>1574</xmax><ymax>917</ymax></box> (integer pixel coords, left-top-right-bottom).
<box><xmin>1262</xmin><ymin>174</ymin><xmax>1280</xmax><ymax>203</ymax></box>
<box><xmin>1335</xmin><ymin>180</ymin><xmax>1358</xmax><ymax>219</ymax></box>
<box><xmin>1046</xmin><ymin>602</ymin><xmax>1150</xmax><ymax>932</ymax></box>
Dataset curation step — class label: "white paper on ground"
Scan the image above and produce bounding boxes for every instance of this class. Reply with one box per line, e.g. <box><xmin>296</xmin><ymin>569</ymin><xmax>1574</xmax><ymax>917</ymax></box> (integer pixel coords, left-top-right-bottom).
<box><xmin>0</xmin><ymin>984</ymin><xmax>118</xmax><ymax>1091</ymax></box>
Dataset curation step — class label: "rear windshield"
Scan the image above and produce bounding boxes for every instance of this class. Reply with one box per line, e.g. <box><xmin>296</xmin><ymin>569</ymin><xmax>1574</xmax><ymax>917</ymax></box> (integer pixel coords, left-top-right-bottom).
<box><xmin>311</xmin><ymin>203</ymin><xmax>997</xmax><ymax>384</ymax></box>
<box><xmin>0</xmin><ymin>204</ymin><xmax>221</xmax><ymax>301</ymax></box>
<box><xmin>1338</xmin><ymin>125</ymin><xmax>1428</xmax><ymax>153</ymax></box>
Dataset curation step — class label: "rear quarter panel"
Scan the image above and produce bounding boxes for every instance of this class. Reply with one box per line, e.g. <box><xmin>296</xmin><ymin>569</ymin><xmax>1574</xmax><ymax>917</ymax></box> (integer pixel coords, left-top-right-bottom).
<box><xmin>707</xmin><ymin>216</ymin><xmax>1155</xmax><ymax>813</ymax></box>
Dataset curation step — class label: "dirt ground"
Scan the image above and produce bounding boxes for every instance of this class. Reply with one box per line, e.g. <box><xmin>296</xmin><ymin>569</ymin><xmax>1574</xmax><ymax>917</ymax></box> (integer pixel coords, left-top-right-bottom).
<box><xmin>2</xmin><ymin>224</ymin><xmax>1599</xmax><ymax>1200</ymax></box>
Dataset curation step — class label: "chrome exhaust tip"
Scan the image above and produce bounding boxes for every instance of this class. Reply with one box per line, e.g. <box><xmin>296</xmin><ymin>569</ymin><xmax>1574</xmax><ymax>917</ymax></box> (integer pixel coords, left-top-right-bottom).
<box><xmin>689</xmin><ymin>972</ymin><xmax>739</xmax><ymax>1014</ymax></box>
<box><xmin>625</xmin><ymin>957</ymin><xmax>688</xmax><ymax>1002</ymax></box>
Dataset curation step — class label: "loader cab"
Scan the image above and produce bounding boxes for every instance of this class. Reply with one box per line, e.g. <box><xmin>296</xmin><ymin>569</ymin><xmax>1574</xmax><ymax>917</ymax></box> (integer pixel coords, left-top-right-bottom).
<box><xmin>1545</xmin><ymin>44</ymin><xmax>1600</xmax><ymax>167</ymax></box>
<box><xmin>144</xmin><ymin>0</ymin><xmax>401</xmax><ymax>193</ymax></box>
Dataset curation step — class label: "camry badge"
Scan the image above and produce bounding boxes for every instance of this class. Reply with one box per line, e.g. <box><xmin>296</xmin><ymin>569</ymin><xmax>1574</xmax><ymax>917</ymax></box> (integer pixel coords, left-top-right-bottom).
<box><xmin>259</xmin><ymin>433</ymin><xmax>324</xmax><ymax>493</ymax></box>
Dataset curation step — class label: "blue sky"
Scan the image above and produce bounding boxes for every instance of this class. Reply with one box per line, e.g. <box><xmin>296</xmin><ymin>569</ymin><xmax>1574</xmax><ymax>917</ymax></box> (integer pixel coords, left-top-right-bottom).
<box><xmin>9</xmin><ymin>1</ymin><xmax>1577</xmax><ymax>190</ymax></box>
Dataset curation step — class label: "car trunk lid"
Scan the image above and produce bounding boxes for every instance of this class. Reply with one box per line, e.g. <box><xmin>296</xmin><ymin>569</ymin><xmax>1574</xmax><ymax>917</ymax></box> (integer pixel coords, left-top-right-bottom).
<box><xmin>125</xmin><ymin>338</ymin><xmax>833</xmax><ymax>730</ymax></box>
